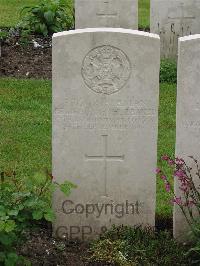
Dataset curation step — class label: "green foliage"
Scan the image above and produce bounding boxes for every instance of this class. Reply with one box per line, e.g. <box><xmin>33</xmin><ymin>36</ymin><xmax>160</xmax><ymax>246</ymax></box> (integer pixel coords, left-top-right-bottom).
<box><xmin>160</xmin><ymin>59</ymin><xmax>177</xmax><ymax>84</ymax></box>
<box><xmin>157</xmin><ymin>83</ymin><xmax>176</xmax><ymax>217</ymax></box>
<box><xmin>138</xmin><ymin>0</ymin><xmax>150</xmax><ymax>30</ymax></box>
<box><xmin>186</xmin><ymin>218</ymin><xmax>200</xmax><ymax>265</ymax></box>
<box><xmin>0</xmin><ymin>170</ymin><xmax>76</xmax><ymax>265</ymax></box>
<box><xmin>89</xmin><ymin>238</ymin><xmax>130</xmax><ymax>266</ymax></box>
<box><xmin>0</xmin><ymin>31</ymin><xmax>9</xmax><ymax>41</ymax></box>
<box><xmin>19</xmin><ymin>30</ymin><xmax>30</xmax><ymax>46</ymax></box>
<box><xmin>19</xmin><ymin>0</ymin><xmax>74</xmax><ymax>36</ymax></box>
<box><xmin>88</xmin><ymin>225</ymin><xmax>191</xmax><ymax>266</ymax></box>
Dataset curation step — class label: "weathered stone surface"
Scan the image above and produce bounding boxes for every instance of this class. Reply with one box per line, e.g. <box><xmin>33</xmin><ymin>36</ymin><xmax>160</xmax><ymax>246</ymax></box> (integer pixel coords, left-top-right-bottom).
<box><xmin>151</xmin><ymin>0</ymin><xmax>200</xmax><ymax>58</ymax></box>
<box><xmin>52</xmin><ymin>28</ymin><xmax>160</xmax><ymax>240</ymax></box>
<box><xmin>174</xmin><ymin>34</ymin><xmax>200</xmax><ymax>241</ymax></box>
<box><xmin>75</xmin><ymin>0</ymin><xmax>138</xmax><ymax>29</ymax></box>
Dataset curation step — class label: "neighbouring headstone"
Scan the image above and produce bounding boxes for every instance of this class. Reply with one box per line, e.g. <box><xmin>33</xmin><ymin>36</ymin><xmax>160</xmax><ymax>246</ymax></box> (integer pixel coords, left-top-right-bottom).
<box><xmin>174</xmin><ymin>34</ymin><xmax>200</xmax><ymax>241</ymax></box>
<box><xmin>75</xmin><ymin>0</ymin><xmax>138</xmax><ymax>29</ymax></box>
<box><xmin>52</xmin><ymin>28</ymin><xmax>160</xmax><ymax>240</ymax></box>
<box><xmin>151</xmin><ymin>0</ymin><xmax>200</xmax><ymax>58</ymax></box>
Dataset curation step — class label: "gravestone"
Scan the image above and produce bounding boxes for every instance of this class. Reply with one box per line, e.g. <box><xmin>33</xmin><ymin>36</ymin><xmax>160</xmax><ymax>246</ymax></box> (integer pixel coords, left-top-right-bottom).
<box><xmin>75</xmin><ymin>0</ymin><xmax>138</xmax><ymax>29</ymax></box>
<box><xmin>175</xmin><ymin>34</ymin><xmax>200</xmax><ymax>240</ymax></box>
<box><xmin>52</xmin><ymin>28</ymin><xmax>160</xmax><ymax>240</ymax></box>
<box><xmin>151</xmin><ymin>0</ymin><xmax>200</xmax><ymax>58</ymax></box>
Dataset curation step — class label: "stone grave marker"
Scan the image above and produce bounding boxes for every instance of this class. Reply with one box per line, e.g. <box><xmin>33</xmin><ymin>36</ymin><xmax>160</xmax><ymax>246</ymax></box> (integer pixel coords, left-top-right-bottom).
<box><xmin>75</xmin><ymin>0</ymin><xmax>138</xmax><ymax>29</ymax></box>
<box><xmin>175</xmin><ymin>34</ymin><xmax>200</xmax><ymax>240</ymax></box>
<box><xmin>151</xmin><ymin>0</ymin><xmax>200</xmax><ymax>58</ymax></box>
<box><xmin>52</xmin><ymin>28</ymin><xmax>160</xmax><ymax>240</ymax></box>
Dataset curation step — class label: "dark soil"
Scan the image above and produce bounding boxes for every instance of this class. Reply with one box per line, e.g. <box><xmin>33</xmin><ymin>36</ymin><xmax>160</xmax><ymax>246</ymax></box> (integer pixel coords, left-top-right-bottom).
<box><xmin>156</xmin><ymin>214</ymin><xmax>173</xmax><ymax>232</ymax></box>
<box><xmin>17</xmin><ymin>217</ymin><xmax>172</xmax><ymax>266</ymax></box>
<box><xmin>18</xmin><ymin>225</ymin><xmax>116</xmax><ymax>266</ymax></box>
<box><xmin>0</xmin><ymin>35</ymin><xmax>52</xmax><ymax>79</ymax></box>
<box><xmin>0</xmin><ymin>27</ymin><xmax>150</xmax><ymax>80</ymax></box>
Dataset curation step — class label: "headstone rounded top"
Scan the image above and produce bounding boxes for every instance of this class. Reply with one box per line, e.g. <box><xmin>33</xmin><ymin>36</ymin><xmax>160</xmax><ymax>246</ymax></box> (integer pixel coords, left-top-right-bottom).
<box><xmin>53</xmin><ymin>28</ymin><xmax>160</xmax><ymax>40</ymax></box>
<box><xmin>81</xmin><ymin>45</ymin><xmax>131</xmax><ymax>95</ymax></box>
<box><xmin>179</xmin><ymin>34</ymin><xmax>200</xmax><ymax>42</ymax></box>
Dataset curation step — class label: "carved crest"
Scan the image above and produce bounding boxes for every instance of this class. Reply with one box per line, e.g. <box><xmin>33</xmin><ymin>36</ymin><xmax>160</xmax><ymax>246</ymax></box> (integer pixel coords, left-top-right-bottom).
<box><xmin>82</xmin><ymin>45</ymin><xmax>131</xmax><ymax>95</ymax></box>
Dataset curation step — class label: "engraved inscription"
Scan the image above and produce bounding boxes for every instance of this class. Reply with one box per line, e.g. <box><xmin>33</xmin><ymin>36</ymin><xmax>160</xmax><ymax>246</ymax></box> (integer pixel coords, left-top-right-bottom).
<box><xmin>96</xmin><ymin>13</ymin><xmax>117</xmax><ymax>18</ymax></box>
<box><xmin>54</xmin><ymin>98</ymin><xmax>156</xmax><ymax>130</ymax></box>
<box><xmin>82</xmin><ymin>46</ymin><xmax>131</xmax><ymax>95</ymax></box>
<box><xmin>96</xmin><ymin>1</ymin><xmax>118</xmax><ymax>18</ymax></box>
<box><xmin>183</xmin><ymin>121</ymin><xmax>200</xmax><ymax>129</ymax></box>
<box><xmin>85</xmin><ymin>135</ymin><xmax>124</xmax><ymax>196</ymax></box>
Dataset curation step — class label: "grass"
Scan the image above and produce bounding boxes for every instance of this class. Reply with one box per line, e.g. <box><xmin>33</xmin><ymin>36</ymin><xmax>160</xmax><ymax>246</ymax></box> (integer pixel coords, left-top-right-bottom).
<box><xmin>0</xmin><ymin>0</ymin><xmax>39</xmax><ymax>27</ymax></box>
<box><xmin>157</xmin><ymin>83</ymin><xmax>176</xmax><ymax>217</ymax></box>
<box><xmin>0</xmin><ymin>78</ymin><xmax>51</xmax><ymax>177</ymax></box>
<box><xmin>0</xmin><ymin>0</ymin><xmax>150</xmax><ymax>28</ymax></box>
<box><xmin>138</xmin><ymin>0</ymin><xmax>150</xmax><ymax>30</ymax></box>
<box><xmin>0</xmin><ymin>78</ymin><xmax>176</xmax><ymax>218</ymax></box>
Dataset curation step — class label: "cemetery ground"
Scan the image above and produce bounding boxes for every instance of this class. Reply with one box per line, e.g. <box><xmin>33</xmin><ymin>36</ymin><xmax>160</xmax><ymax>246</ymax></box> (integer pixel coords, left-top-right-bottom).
<box><xmin>0</xmin><ymin>79</ymin><xmax>186</xmax><ymax>265</ymax></box>
<box><xmin>0</xmin><ymin>0</ymin><xmax>197</xmax><ymax>265</ymax></box>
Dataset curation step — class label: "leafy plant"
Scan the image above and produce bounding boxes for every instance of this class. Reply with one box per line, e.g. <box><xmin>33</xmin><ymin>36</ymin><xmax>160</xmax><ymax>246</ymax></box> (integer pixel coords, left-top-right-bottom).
<box><xmin>88</xmin><ymin>225</ymin><xmax>191</xmax><ymax>265</ymax></box>
<box><xmin>19</xmin><ymin>0</ymin><xmax>74</xmax><ymax>36</ymax></box>
<box><xmin>0</xmin><ymin>170</ymin><xmax>76</xmax><ymax>265</ymax></box>
<box><xmin>185</xmin><ymin>218</ymin><xmax>200</xmax><ymax>265</ymax></box>
<box><xmin>157</xmin><ymin>155</ymin><xmax>200</xmax><ymax>264</ymax></box>
<box><xmin>160</xmin><ymin>59</ymin><xmax>177</xmax><ymax>84</ymax></box>
<box><xmin>157</xmin><ymin>156</ymin><xmax>200</xmax><ymax>229</ymax></box>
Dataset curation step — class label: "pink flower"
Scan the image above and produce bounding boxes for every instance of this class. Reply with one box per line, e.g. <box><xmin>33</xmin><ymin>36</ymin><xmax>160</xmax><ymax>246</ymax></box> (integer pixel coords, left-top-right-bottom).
<box><xmin>165</xmin><ymin>182</ymin><xmax>171</xmax><ymax>192</ymax></box>
<box><xmin>161</xmin><ymin>155</ymin><xmax>169</xmax><ymax>161</ymax></box>
<box><xmin>161</xmin><ymin>175</ymin><xmax>167</xmax><ymax>180</ymax></box>
<box><xmin>168</xmin><ymin>159</ymin><xmax>175</xmax><ymax>166</ymax></box>
<box><xmin>174</xmin><ymin>170</ymin><xmax>185</xmax><ymax>178</ymax></box>
<box><xmin>175</xmin><ymin>171</ymin><xmax>190</xmax><ymax>187</ymax></box>
<box><xmin>175</xmin><ymin>158</ymin><xmax>185</xmax><ymax>166</ymax></box>
<box><xmin>173</xmin><ymin>197</ymin><xmax>182</xmax><ymax>205</ymax></box>
<box><xmin>156</xmin><ymin>168</ymin><xmax>161</xmax><ymax>174</ymax></box>
<box><xmin>179</xmin><ymin>177</ymin><xmax>188</xmax><ymax>184</ymax></box>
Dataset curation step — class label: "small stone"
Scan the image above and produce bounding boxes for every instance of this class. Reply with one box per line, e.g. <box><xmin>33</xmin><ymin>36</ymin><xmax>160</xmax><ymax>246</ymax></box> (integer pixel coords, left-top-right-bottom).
<box><xmin>33</xmin><ymin>40</ymin><xmax>43</xmax><ymax>48</ymax></box>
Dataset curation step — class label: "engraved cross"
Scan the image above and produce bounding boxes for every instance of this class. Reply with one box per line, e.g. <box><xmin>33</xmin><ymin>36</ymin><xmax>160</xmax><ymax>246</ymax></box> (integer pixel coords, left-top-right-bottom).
<box><xmin>96</xmin><ymin>1</ymin><xmax>118</xmax><ymax>18</ymax></box>
<box><xmin>85</xmin><ymin>135</ymin><xmax>124</xmax><ymax>197</ymax></box>
<box><xmin>168</xmin><ymin>3</ymin><xmax>195</xmax><ymax>20</ymax></box>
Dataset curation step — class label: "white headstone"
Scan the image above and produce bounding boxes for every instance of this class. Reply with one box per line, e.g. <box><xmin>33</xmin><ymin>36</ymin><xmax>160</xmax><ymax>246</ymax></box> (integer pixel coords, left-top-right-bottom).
<box><xmin>52</xmin><ymin>28</ymin><xmax>160</xmax><ymax>240</ymax></box>
<box><xmin>75</xmin><ymin>0</ymin><xmax>138</xmax><ymax>29</ymax></box>
<box><xmin>174</xmin><ymin>34</ymin><xmax>200</xmax><ymax>240</ymax></box>
<box><xmin>151</xmin><ymin>0</ymin><xmax>200</xmax><ymax>58</ymax></box>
